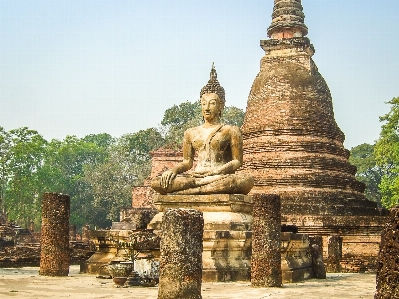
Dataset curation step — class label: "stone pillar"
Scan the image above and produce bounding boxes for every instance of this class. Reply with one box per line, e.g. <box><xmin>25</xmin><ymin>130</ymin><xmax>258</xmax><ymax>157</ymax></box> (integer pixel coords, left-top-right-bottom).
<box><xmin>69</xmin><ymin>225</ymin><xmax>77</xmax><ymax>242</ymax></box>
<box><xmin>158</xmin><ymin>208</ymin><xmax>203</xmax><ymax>299</ymax></box>
<box><xmin>251</xmin><ymin>193</ymin><xmax>282</xmax><ymax>287</ymax></box>
<box><xmin>82</xmin><ymin>225</ymin><xmax>90</xmax><ymax>242</ymax></box>
<box><xmin>309</xmin><ymin>236</ymin><xmax>326</xmax><ymax>279</ymax></box>
<box><xmin>375</xmin><ymin>205</ymin><xmax>399</xmax><ymax>299</ymax></box>
<box><xmin>327</xmin><ymin>235</ymin><xmax>342</xmax><ymax>273</ymax></box>
<box><xmin>39</xmin><ymin>192</ymin><xmax>70</xmax><ymax>276</ymax></box>
<box><xmin>29</xmin><ymin>221</ymin><xmax>35</xmax><ymax>232</ymax></box>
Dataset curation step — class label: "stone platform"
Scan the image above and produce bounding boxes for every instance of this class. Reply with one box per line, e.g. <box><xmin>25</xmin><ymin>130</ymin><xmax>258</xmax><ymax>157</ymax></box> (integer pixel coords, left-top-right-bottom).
<box><xmin>148</xmin><ymin>194</ymin><xmax>253</xmax><ymax>282</ymax></box>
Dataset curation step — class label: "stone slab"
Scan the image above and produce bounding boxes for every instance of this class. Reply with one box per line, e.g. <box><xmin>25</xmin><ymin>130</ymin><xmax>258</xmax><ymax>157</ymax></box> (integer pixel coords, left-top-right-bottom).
<box><xmin>153</xmin><ymin>194</ymin><xmax>253</xmax><ymax>213</ymax></box>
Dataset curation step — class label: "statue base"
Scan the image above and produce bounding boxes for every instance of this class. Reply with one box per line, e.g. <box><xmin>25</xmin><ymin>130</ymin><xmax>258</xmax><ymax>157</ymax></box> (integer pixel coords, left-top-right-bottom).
<box><xmin>148</xmin><ymin>194</ymin><xmax>253</xmax><ymax>282</ymax></box>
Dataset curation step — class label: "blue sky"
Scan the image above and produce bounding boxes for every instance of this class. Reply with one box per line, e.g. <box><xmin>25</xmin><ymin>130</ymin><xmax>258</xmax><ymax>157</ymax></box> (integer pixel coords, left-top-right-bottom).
<box><xmin>0</xmin><ymin>0</ymin><xmax>398</xmax><ymax>149</ymax></box>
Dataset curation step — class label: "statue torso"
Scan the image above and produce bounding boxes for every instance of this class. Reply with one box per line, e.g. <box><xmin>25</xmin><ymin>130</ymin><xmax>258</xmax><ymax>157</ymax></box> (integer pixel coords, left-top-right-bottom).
<box><xmin>187</xmin><ymin>124</ymin><xmax>233</xmax><ymax>174</ymax></box>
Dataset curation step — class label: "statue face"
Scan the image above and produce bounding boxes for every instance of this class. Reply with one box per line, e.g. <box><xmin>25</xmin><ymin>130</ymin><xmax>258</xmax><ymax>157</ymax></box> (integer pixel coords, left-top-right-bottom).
<box><xmin>201</xmin><ymin>93</ymin><xmax>222</xmax><ymax>123</ymax></box>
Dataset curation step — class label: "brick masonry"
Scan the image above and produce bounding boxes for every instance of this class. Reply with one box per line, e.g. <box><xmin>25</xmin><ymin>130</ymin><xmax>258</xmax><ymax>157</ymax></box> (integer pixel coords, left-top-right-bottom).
<box><xmin>239</xmin><ymin>0</ymin><xmax>389</xmax><ymax>273</ymax></box>
<box><xmin>39</xmin><ymin>192</ymin><xmax>70</xmax><ymax>276</ymax></box>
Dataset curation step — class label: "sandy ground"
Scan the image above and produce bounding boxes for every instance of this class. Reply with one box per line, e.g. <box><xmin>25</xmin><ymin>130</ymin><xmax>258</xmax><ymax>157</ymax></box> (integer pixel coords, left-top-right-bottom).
<box><xmin>0</xmin><ymin>265</ymin><xmax>376</xmax><ymax>299</ymax></box>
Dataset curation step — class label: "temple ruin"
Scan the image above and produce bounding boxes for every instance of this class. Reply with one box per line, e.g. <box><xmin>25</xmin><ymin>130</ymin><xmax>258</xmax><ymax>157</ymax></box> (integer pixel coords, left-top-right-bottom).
<box><xmin>2</xmin><ymin>1</ymin><xmax>390</xmax><ymax>287</ymax></box>
<box><xmin>239</xmin><ymin>0</ymin><xmax>388</xmax><ymax>272</ymax></box>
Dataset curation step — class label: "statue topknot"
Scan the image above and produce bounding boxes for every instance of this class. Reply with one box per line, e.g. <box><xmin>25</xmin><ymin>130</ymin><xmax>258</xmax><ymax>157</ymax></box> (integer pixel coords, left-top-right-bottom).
<box><xmin>200</xmin><ymin>62</ymin><xmax>225</xmax><ymax>109</ymax></box>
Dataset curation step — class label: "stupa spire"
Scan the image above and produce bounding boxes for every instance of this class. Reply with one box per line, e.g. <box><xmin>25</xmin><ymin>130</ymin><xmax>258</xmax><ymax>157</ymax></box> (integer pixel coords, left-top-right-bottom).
<box><xmin>267</xmin><ymin>0</ymin><xmax>308</xmax><ymax>39</ymax></box>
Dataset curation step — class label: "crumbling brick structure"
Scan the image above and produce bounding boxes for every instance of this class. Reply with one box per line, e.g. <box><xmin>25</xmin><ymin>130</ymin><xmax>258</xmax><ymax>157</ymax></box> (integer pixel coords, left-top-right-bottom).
<box><xmin>375</xmin><ymin>206</ymin><xmax>399</xmax><ymax>299</ymax></box>
<box><xmin>39</xmin><ymin>192</ymin><xmax>70</xmax><ymax>276</ymax></box>
<box><xmin>239</xmin><ymin>0</ymin><xmax>388</xmax><ymax>272</ymax></box>
<box><xmin>251</xmin><ymin>194</ymin><xmax>282</xmax><ymax>287</ymax></box>
<box><xmin>158</xmin><ymin>208</ymin><xmax>203</xmax><ymax>299</ymax></box>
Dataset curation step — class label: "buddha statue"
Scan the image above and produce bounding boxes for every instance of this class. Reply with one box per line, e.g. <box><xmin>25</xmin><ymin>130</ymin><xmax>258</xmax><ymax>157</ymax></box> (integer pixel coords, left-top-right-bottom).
<box><xmin>151</xmin><ymin>63</ymin><xmax>254</xmax><ymax>195</ymax></box>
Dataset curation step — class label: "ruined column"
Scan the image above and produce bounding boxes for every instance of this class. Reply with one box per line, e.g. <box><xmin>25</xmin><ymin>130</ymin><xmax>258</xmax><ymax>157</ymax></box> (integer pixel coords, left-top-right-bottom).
<box><xmin>29</xmin><ymin>221</ymin><xmax>35</xmax><ymax>233</ymax></box>
<box><xmin>375</xmin><ymin>205</ymin><xmax>399</xmax><ymax>299</ymax></box>
<box><xmin>39</xmin><ymin>192</ymin><xmax>70</xmax><ymax>276</ymax></box>
<box><xmin>158</xmin><ymin>208</ymin><xmax>203</xmax><ymax>299</ymax></box>
<box><xmin>81</xmin><ymin>225</ymin><xmax>90</xmax><ymax>242</ymax></box>
<box><xmin>69</xmin><ymin>225</ymin><xmax>77</xmax><ymax>242</ymax></box>
<box><xmin>251</xmin><ymin>193</ymin><xmax>282</xmax><ymax>287</ymax></box>
<box><xmin>327</xmin><ymin>235</ymin><xmax>342</xmax><ymax>273</ymax></box>
<box><xmin>309</xmin><ymin>235</ymin><xmax>326</xmax><ymax>279</ymax></box>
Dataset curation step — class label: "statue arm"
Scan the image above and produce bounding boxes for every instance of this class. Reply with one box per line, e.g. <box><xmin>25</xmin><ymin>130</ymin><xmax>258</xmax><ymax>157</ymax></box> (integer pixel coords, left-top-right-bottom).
<box><xmin>171</xmin><ymin>129</ymin><xmax>194</xmax><ymax>173</ymax></box>
<box><xmin>160</xmin><ymin>130</ymin><xmax>194</xmax><ymax>188</ymax></box>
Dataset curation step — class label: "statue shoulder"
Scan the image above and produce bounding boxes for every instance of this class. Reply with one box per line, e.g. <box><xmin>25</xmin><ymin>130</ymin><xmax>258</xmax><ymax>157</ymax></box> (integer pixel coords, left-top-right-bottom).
<box><xmin>184</xmin><ymin>126</ymin><xmax>201</xmax><ymax>138</ymax></box>
<box><xmin>222</xmin><ymin>124</ymin><xmax>242</xmax><ymax>134</ymax></box>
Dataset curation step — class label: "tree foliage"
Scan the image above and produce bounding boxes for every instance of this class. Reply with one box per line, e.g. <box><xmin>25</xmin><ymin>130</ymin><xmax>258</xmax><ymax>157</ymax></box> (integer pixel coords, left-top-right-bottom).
<box><xmin>0</xmin><ymin>100</ymin><xmax>245</xmax><ymax>229</ymax></box>
<box><xmin>349</xmin><ymin>143</ymin><xmax>382</xmax><ymax>206</ymax></box>
<box><xmin>84</xmin><ymin>128</ymin><xmax>164</xmax><ymax>223</ymax></box>
<box><xmin>374</xmin><ymin>96</ymin><xmax>399</xmax><ymax>208</ymax></box>
<box><xmin>0</xmin><ymin>127</ymin><xmax>47</xmax><ymax>227</ymax></box>
<box><xmin>161</xmin><ymin>101</ymin><xmax>202</xmax><ymax>147</ymax></box>
<box><xmin>221</xmin><ymin>106</ymin><xmax>245</xmax><ymax>127</ymax></box>
<box><xmin>38</xmin><ymin>135</ymin><xmax>110</xmax><ymax>228</ymax></box>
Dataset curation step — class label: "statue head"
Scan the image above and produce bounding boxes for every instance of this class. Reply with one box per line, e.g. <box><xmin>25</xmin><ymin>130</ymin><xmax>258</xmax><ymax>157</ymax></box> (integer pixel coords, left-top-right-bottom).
<box><xmin>200</xmin><ymin>63</ymin><xmax>225</xmax><ymax>110</ymax></box>
<box><xmin>200</xmin><ymin>92</ymin><xmax>222</xmax><ymax>123</ymax></box>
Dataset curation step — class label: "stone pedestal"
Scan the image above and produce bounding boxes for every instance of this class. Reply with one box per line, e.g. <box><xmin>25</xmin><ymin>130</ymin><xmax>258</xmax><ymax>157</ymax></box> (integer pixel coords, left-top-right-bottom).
<box><xmin>280</xmin><ymin>232</ymin><xmax>313</xmax><ymax>282</ymax></box>
<box><xmin>148</xmin><ymin>194</ymin><xmax>253</xmax><ymax>282</ymax></box>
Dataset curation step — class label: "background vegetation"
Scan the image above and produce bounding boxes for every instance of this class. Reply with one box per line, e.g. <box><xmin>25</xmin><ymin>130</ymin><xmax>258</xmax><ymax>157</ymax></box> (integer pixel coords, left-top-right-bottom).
<box><xmin>1</xmin><ymin>96</ymin><xmax>398</xmax><ymax>230</ymax></box>
<box><xmin>0</xmin><ymin>101</ymin><xmax>244</xmax><ymax>229</ymax></box>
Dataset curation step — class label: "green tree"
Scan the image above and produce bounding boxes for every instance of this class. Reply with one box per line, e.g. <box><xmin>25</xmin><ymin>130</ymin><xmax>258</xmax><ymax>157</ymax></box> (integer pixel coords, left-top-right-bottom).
<box><xmin>1</xmin><ymin>127</ymin><xmax>47</xmax><ymax>227</ymax></box>
<box><xmin>349</xmin><ymin>143</ymin><xmax>382</xmax><ymax>206</ymax></box>
<box><xmin>82</xmin><ymin>133</ymin><xmax>115</xmax><ymax>148</ymax></box>
<box><xmin>374</xmin><ymin>96</ymin><xmax>399</xmax><ymax>208</ymax></box>
<box><xmin>161</xmin><ymin>101</ymin><xmax>202</xmax><ymax>147</ymax></box>
<box><xmin>0</xmin><ymin>127</ymin><xmax>11</xmax><ymax>220</ymax></box>
<box><xmin>221</xmin><ymin>106</ymin><xmax>245</xmax><ymax>127</ymax></box>
<box><xmin>39</xmin><ymin>135</ymin><xmax>110</xmax><ymax>228</ymax></box>
<box><xmin>84</xmin><ymin>128</ymin><xmax>164</xmax><ymax>222</ymax></box>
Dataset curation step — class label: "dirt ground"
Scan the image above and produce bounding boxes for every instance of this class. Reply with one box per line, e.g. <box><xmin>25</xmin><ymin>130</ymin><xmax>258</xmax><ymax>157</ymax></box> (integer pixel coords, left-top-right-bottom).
<box><xmin>0</xmin><ymin>265</ymin><xmax>376</xmax><ymax>299</ymax></box>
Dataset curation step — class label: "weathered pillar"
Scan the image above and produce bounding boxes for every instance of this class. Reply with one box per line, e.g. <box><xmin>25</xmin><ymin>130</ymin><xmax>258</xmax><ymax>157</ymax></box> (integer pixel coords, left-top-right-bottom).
<box><xmin>69</xmin><ymin>225</ymin><xmax>77</xmax><ymax>242</ymax></box>
<box><xmin>29</xmin><ymin>221</ymin><xmax>35</xmax><ymax>233</ymax></box>
<box><xmin>309</xmin><ymin>235</ymin><xmax>326</xmax><ymax>279</ymax></box>
<box><xmin>81</xmin><ymin>225</ymin><xmax>90</xmax><ymax>242</ymax></box>
<box><xmin>375</xmin><ymin>205</ymin><xmax>399</xmax><ymax>299</ymax></box>
<box><xmin>158</xmin><ymin>208</ymin><xmax>203</xmax><ymax>299</ymax></box>
<box><xmin>39</xmin><ymin>192</ymin><xmax>70</xmax><ymax>276</ymax></box>
<box><xmin>327</xmin><ymin>235</ymin><xmax>342</xmax><ymax>273</ymax></box>
<box><xmin>251</xmin><ymin>193</ymin><xmax>282</xmax><ymax>287</ymax></box>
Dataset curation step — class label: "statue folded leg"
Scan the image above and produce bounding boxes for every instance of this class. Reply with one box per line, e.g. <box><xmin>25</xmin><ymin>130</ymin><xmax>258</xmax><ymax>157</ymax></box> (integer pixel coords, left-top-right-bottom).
<box><xmin>151</xmin><ymin>173</ymin><xmax>254</xmax><ymax>195</ymax></box>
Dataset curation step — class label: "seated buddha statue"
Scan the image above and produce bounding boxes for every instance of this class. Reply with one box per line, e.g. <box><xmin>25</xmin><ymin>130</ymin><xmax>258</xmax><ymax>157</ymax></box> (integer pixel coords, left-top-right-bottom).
<box><xmin>151</xmin><ymin>63</ymin><xmax>254</xmax><ymax>195</ymax></box>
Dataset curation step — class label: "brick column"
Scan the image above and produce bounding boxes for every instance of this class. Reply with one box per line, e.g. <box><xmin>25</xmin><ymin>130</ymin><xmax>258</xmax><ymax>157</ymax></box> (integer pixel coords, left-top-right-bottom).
<box><xmin>309</xmin><ymin>235</ymin><xmax>326</xmax><ymax>279</ymax></box>
<box><xmin>69</xmin><ymin>225</ymin><xmax>76</xmax><ymax>242</ymax></box>
<box><xmin>39</xmin><ymin>192</ymin><xmax>70</xmax><ymax>276</ymax></box>
<box><xmin>327</xmin><ymin>235</ymin><xmax>342</xmax><ymax>273</ymax></box>
<box><xmin>81</xmin><ymin>225</ymin><xmax>90</xmax><ymax>242</ymax></box>
<box><xmin>158</xmin><ymin>209</ymin><xmax>203</xmax><ymax>299</ymax></box>
<box><xmin>251</xmin><ymin>193</ymin><xmax>282</xmax><ymax>287</ymax></box>
<box><xmin>375</xmin><ymin>205</ymin><xmax>399</xmax><ymax>299</ymax></box>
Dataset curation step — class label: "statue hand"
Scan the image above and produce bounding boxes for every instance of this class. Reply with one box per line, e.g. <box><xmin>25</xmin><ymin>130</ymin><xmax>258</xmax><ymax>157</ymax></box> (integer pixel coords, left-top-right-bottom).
<box><xmin>192</xmin><ymin>169</ymin><xmax>219</xmax><ymax>178</ymax></box>
<box><xmin>160</xmin><ymin>170</ymin><xmax>177</xmax><ymax>189</ymax></box>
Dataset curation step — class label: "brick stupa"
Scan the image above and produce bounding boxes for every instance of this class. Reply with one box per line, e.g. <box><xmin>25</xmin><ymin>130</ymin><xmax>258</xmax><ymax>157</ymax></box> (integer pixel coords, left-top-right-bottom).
<box><xmin>240</xmin><ymin>0</ymin><xmax>388</xmax><ymax>272</ymax></box>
